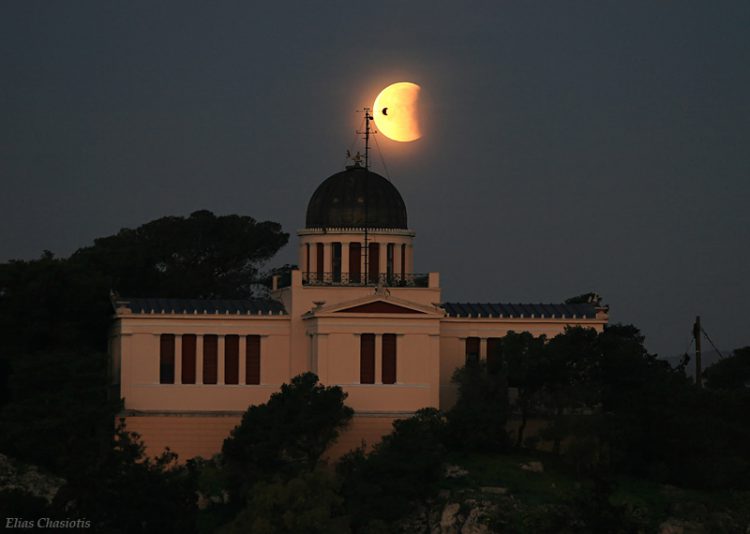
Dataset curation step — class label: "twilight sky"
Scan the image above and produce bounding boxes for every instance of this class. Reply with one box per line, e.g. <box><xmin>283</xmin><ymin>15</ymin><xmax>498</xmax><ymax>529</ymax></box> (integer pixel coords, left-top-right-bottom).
<box><xmin>2</xmin><ymin>2</ymin><xmax>748</xmax><ymax>358</ymax></box>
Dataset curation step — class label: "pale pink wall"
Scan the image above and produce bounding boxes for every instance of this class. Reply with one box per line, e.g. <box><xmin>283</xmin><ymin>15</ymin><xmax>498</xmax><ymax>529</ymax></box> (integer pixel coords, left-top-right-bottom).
<box><xmin>115</xmin><ymin>315</ymin><xmax>291</xmax><ymax>412</ymax></box>
<box><xmin>125</xmin><ymin>414</ymin><xmax>400</xmax><ymax>463</ymax></box>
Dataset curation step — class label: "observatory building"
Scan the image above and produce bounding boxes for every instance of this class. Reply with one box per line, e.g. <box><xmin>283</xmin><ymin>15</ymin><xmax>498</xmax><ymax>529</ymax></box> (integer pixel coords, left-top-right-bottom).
<box><xmin>110</xmin><ymin>161</ymin><xmax>608</xmax><ymax>459</ymax></box>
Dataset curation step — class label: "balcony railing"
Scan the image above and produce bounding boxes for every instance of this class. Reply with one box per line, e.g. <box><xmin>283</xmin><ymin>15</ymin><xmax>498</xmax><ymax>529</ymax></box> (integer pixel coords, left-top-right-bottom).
<box><xmin>302</xmin><ymin>272</ymin><xmax>429</xmax><ymax>288</ymax></box>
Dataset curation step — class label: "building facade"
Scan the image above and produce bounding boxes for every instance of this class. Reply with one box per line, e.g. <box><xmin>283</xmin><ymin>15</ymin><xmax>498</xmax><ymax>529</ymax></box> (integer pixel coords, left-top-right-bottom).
<box><xmin>111</xmin><ymin>162</ymin><xmax>608</xmax><ymax>460</ymax></box>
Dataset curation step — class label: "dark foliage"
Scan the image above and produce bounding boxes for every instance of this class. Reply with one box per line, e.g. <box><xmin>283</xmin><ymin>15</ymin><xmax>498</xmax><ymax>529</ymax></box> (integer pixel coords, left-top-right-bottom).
<box><xmin>499</xmin><ymin>331</ymin><xmax>547</xmax><ymax>447</ymax></box>
<box><xmin>54</xmin><ymin>423</ymin><xmax>199</xmax><ymax>534</ymax></box>
<box><xmin>447</xmin><ymin>361</ymin><xmax>511</xmax><ymax>452</ymax></box>
<box><xmin>337</xmin><ymin>408</ymin><xmax>447</xmax><ymax>531</ymax></box>
<box><xmin>221</xmin><ymin>469</ymin><xmax>350</xmax><ymax>534</ymax></box>
<box><xmin>0</xmin><ymin>252</ymin><xmax>113</xmax><ymax>352</ymax></box>
<box><xmin>71</xmin><ymin>210</ymin><xmax>288</xmax><ymax>299</ymax></box>
<box><xmin>222</xmin><ymin>373</ymin><xmax>353</xmax><ymax>503</ymax></box>
<box><xmin>704</xmin><ymin>346</ymin><xmax>750</xmax><ymax>390</ymax></box>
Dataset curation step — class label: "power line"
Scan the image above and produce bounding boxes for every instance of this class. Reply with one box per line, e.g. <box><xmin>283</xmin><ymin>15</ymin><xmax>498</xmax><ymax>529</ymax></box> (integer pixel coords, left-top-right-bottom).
<box><xmin>700</xmin><ymin>326</ymin><xmax>725</xmax><ymax>359</ymax></box>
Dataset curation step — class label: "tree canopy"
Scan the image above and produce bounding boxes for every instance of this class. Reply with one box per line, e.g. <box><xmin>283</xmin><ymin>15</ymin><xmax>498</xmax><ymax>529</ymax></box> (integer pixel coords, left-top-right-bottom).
<box><xmin>221</xmin><ymin>373</ymin><xmax>353</xmax><ymax>503</ymax></box>
<box><xmin>71</xmin><ymin>209</ymin><xmax>288</xmax><ymax>299</ymax></box>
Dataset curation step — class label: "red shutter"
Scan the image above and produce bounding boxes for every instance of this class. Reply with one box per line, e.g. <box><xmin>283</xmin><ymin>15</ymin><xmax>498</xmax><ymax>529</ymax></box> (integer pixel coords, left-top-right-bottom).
<box><xmin>382</xmin><ymin>334</ymin><xmax>397</xmax><ymax>384</ymax></box>
<box><xmin>368</xmin><ymin>243</ymin><xmax>379</xmax><ymax>283</ymax></box>
<box><xmin>246</xmin><ymin>335</ymin><xmax>261</xmax><ymax>385</ymax></box>
<box><xmin>349</xmin><ymin>243</ymin><xmax>361</xmax><ymax>283</ymax></box>
<box><xmin>360</xmin><ymin>334</ymin><xmax>375</xmax><ymax>384</ymax></box>
<box><xmin>225</xmin><ymin>335</ymin><xmax>239</xmax><ymax>385</ymax></box>
<box><xmin>203</xmin><ymin>335</ymin><xmax>218</xmax><ymax>384</ymax></box>
<box><xmin>181</xmin><ymin>334</ymin><xmax>196</xmax><ymax>384</ymax></box>
<box><xmin>159</xmin><ymin>334</ymin><xmax>175</xmax><ymax>384</ymax></box>
<box><xmin>400</xmin><ymin>243</ymin><xmax>406</xmax><ymax>276</ymax></box>
<box><xmin>466</xmin><ymin>337</ymin><xmax>480</xmax><ymax>365</ymax></box>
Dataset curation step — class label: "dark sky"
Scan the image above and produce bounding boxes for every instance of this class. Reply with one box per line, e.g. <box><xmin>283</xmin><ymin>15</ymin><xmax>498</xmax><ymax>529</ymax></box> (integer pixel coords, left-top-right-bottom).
<box><xmin>2</xmin><ymin>2</ymin><xmax>749</xmax><ymax>357</ymax></box>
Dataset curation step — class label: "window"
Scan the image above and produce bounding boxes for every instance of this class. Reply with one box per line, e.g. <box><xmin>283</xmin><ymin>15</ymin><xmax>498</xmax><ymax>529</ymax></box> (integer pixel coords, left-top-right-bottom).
<box><xmin>182</xmin><ymin>334</ymin><xmax>196</xmax><ymax>384</ymax></box>
<box><xmin>159</xmin><ymin>334</ymin><xmax>175</xmax><ymax>384</ymax></box>
<box><xmin>382</xmin><ymin>334</ymin><xmax>397</xmax><ymax>384</ymax></box>
<box><xmin>246</xmin><ymin>335</ymin><xmax>261</xmax><ymax>385</ymax></box>
<box><xmin>487</xmin><ymin>338</ymin><xmax>502</xmax><ymax>374</ymax></box>
<box><xmin>316</xmin><ymin>243</ymin><xmax>324</xmax><ymax>281</ymax></box>
<box><xmin>349</xmin><ymin>243</ymin><xmax>361</xmax><ymax>283</ymax></box>
<box><xmin>203</xmin><ymin>334</ymin><xmax>218</xmax><ymax>384</ymax></box>
<box><xmin>225</xmin><ymin>335</ymin><xmax>239</xmax><ymax>385</ymax></box>
<box><xmin>332</xmin><ymin>242</ymin><xmax>342</xmax><ymax>283</ymax></box>
<box><xmin>360</xmin><ymin>334</ymin><xmax>375</xmax><ymax>384</ymax></box>
<box><xmin>386</xmin><ymin>243</ymin><xmax>394</xmax><ymax>282</ymax></box>
<box><xmin>465</xmin><ymin>337</ymin><xmax>480</xmax><ymax>366</ymax></box>
<box><xmin>305</xmin><ymin>243</ymin><xmax>310</xmax><ymax>278</ymax></box>
<box><xmin>368</xmin><ymin>243</ymin><xmax>379</xmax><ymax>283</ymax></box>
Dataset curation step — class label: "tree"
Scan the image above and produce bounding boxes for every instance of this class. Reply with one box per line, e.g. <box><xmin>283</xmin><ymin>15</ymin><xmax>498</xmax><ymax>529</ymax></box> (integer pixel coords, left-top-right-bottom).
<box><xmin>70</xmin><ymin>210</ymin><xmax>289</xmax><ymax>299</ymax></box>
<box><xmin>337</xmin><ymin>409</ymin><xmax>447</xmax><ymax>531</ymax></box>
<box><xmin>704</xmin><ymin>347</ymin><xmax>750</xmax><ymax>390</ymax></box>
<box><xmin>446</xmin><ymin>360</ymin><xmax>511</xmax><ymax>452</ymax></box>
<box><xmin>539</xmin><ymin>327</ymin><xmax>599</xmax><ymax>455</ymax></box>
<box><xmin>501</xmin><ymin>331</ymin><xmax>547</xmax><ymax>448</ymax></box>
<box><xmin>222</xmin><ymin>373</ymin><xmax>353</xmax><ymax>503</ymax></box>
<box><xmin>56</xmin><ymin>422</ymin><xmax>199</xmax><ymax>533</ymax></box>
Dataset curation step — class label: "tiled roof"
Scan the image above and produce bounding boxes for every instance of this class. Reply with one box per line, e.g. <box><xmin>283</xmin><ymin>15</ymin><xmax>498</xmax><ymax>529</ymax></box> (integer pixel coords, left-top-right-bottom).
<box><xmin>116</xmin><ymin>297</ymin><xmax>287</xmax><ymax>316</ymax></box>
<box><xmin>441</xmin><ymin>302</ymin><xmax>597</xmax><ymax>319</ymax></box>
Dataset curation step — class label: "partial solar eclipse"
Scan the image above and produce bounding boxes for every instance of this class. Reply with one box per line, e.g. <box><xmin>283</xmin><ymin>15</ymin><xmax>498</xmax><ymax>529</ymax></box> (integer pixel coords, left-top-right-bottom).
<box><xmin>373</xmin><ymin>82</ymin><xmax>422</xmax><ymax>142</ymax></box>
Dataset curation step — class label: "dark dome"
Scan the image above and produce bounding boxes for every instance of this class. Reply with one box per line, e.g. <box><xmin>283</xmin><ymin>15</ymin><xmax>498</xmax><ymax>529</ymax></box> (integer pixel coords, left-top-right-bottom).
<box><xmin>306</xmin><ymin>165</ymin><xmax>408</xmax><ymax>229</ymax></box>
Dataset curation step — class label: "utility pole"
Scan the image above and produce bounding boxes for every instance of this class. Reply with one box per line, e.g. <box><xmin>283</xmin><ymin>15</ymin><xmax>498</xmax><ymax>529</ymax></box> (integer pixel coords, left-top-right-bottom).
<box><xmin>693</xmin><ymin>315</ymin><xmax>702</xmax><ymax>388</ymax></box>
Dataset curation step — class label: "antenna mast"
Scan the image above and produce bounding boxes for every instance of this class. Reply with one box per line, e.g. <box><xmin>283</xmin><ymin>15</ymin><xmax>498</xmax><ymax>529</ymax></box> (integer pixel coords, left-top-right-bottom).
<box><xmin>357</xmin><ymin>108</ymin><xmax>375</xmax><ymax>285</ymax></box>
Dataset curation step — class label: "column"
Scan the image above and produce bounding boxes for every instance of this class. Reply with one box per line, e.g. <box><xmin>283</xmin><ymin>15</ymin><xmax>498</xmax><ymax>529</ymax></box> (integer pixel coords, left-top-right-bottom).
<box><xmin>480</xmin><ymin>338</ymin><xmax>488</xmax><ymax>361</ymax></box>
<box><xmin>406</xmin><ymin>244</ymin><xmax>415</xmax><ymax>273</ymax></box>
<box><xmin>374</xmin><ymin>334</ymin><xmax>383</xmax><ymax>384</ymax></box>
<box><xmin>393</xmin><ymin>243</ymin><xmax>403</xmax><ymax>280</ymax></box>
<box><xmin>379</xmin><ymin>241</ymin><xmax>388</xmax><ymax>281</ymax></box>
<box><xmin>316</xmin><ymin>334</ymin><xmax>329</xmax><ymax>383</ymax></box>
<box><xmin>174</xmin><ymin>335</ymin><xmax>182</xmax><ymax>384</ymax></box>
<box><xmin>341</xmin><ymin>241</ymin><xmax>349</xmax><ymax>282</ymax></box>
<box><xmin>298</xmin><ymin>243</ymin><xmax>306</xmax><ymax>275</ymax></box>
<box><xmin>196</xmin><ymin>334</ymin><xmax>204</xmax><ymax>384</ymax></box>
<box><xmin>217</xmin><ymin>335</ymin><xmax>225</xmax><ymax>385</ymax></box>
<box><xmin>239</xmin><ymin>335</ymin><xmax>247</xmax><ymax>385</ymax></box>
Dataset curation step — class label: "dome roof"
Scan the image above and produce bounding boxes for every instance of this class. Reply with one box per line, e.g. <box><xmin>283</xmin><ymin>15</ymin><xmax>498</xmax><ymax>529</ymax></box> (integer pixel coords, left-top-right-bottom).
<box><xmin>305</xmin><ymin>165</ymin><xmax>408</xmax><ymax>229</ymax></box>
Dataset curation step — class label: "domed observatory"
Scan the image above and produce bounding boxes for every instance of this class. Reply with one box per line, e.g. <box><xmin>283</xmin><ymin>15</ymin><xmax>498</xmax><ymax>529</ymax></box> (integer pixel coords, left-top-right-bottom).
<box><xmin>299</xmin><ymin>161</ymin><xmax>424</xmax><ymax>287</ymax></box>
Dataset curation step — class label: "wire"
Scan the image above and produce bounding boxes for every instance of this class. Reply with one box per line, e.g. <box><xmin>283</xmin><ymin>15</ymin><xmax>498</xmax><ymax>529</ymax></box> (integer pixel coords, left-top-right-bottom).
<box><xmin>701</xmin><ymin>326</ymin><xmax>725</xmax><ymax>359</ymax></box>
<box><xmin>371</xmin><ymin>129</ymin><xmax>391</xmax><ymax>181</ymax></box>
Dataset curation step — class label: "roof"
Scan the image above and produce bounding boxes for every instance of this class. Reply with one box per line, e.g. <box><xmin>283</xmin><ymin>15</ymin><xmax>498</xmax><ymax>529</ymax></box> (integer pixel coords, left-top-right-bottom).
<box><xmin>441</xmin><ymin>302</ymin><xmax>597</xmax><ymax>319</ymax></box>
<box><xmin>115</xmin><ymin>297</ymin><xmax>287</xmax><ymax>316</ymax></box>
<box><xmin>306</xmin><ymin>164</ymin><xmax>408</xmax><ymax>229</ymax></box>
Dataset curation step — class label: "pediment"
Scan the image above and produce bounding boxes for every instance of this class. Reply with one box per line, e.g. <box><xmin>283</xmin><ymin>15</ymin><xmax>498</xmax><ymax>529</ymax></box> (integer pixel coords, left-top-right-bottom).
<box><xmin>335</xmin><ymin>300</ymin><xmax>426</xmax><ymax>314</ymax></box>
<box><xmin>303</xmin><ymin>293</ymin><xmax>443</xmax><ymax>319</ymax></box>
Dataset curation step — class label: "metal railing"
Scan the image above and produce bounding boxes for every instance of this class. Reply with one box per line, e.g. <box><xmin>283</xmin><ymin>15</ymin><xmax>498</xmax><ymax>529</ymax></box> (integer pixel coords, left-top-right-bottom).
<box><xmin>302</xmin><ymin>272</ymin><xmax>429</xmax><ymax>288</ymax></box>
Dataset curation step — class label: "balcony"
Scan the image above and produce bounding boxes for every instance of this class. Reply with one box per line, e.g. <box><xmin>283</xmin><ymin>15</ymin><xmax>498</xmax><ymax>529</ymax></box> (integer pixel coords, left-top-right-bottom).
<box><xmin>302</xmin><ymin>272</ymin><xmax>430</xmax><ymax>288</ymax></box>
